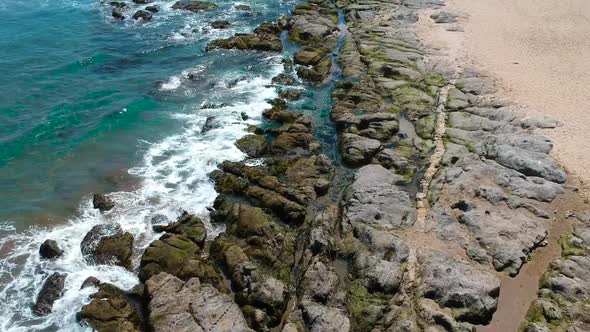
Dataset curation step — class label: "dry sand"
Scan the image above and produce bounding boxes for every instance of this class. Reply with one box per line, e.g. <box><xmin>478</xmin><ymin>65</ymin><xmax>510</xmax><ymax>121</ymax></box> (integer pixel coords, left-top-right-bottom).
<box><xmin>421</xmin><ymin>0</ymin><xmax>590</xmax><ymax>193</ymax></box>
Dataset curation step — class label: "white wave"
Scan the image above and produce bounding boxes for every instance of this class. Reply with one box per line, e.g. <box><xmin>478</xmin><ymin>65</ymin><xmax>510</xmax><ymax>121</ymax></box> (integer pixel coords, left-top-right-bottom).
<box><xmin>0</xmin><ymin>59</ymin><xmax>283</xmax><ymax>331</ymax></box>
<box><xmin>159</xmin><ymin>75</ymin><xmax>182</xmax><ymax>91</ymax></box>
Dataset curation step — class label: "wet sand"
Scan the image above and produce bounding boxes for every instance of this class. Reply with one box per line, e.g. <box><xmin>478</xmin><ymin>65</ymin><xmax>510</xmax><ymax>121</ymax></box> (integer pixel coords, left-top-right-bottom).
<box><xmin>447</xmin><ymin>0</ymin><xmax>590</xmax><ymax>194</ymax></box>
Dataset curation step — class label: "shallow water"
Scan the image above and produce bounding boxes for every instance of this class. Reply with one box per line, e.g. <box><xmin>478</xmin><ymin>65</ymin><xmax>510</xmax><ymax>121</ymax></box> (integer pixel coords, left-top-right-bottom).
<box><xmin>0</xmin><ymin>0</ymin><xmax>309</xmax><ymax>330</ymax></box>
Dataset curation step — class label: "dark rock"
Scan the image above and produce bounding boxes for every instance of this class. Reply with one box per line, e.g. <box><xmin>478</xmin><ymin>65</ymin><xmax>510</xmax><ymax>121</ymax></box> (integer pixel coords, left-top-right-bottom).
<box><xmin>171</xmin><ymin>0</ymin><xmax>217</xmax><ymax>12</ymax></box>
<box><xmin>39</xmin><ymin>239</ymin><xmax>63</xmax><ymax>259</ymax></box>
<box><xmin>145</xmin><ymin>5</ymin><xmax>159</xmax><ymax>13</ymax></box>
<box><xmin>109</xmin><ymin>1</ymin><xmax>127</xmax><ymax>8</ymax></box>
<box><xmin>234</xmin><ymin>4</ymin><xmax>252</xmax><ymax>11</ymax></box>
<box><xmin>32</xmin><ymin>272</ymin><xmax>67</xmax><ymax>316</ymax></box>
<box><xmin>81</xmin><ymin>276</ymin><xmax>101</xmax><ymax>289</ymax></box>
<box><xmin>208</xmin><ymin>32</ymin><xmax>282</xmax><ymax>52</ymax></box>
<box><xmin>132</xmin><ymin>9</ymin><xmax>152</xmax><ymax>21</ymax></box>
<box><xmin>279</xmin><ymin>89</ymin><xmax>302</xmax><ymax>101</ymax></box>
<box><xmin>271</xmin><ymin>73</ymin><xmax>296</xmax><ymax>86</ymax></box>
<box><xmin>112</xmin><ymin>9</ymin><xmax>125</xmax><ymax>20</ymax></box>
<box><xmin>132</xmin><ymin>0</ymin><xmax>151</xmax><ymax>3</ymax></box>
<box><xmin>210</xmin><ymin>20</ymin><xmax>230</xmax><ymax>29</ymax></box>
<box><xmin>81</xmin><ymin>224</ymin><xmax>134</xmax><ymax>270</ymax></box>
<box><xmin>93</xmin><ymin>193</ymin><xmax>115</xmax><ymax>212</ymax></box>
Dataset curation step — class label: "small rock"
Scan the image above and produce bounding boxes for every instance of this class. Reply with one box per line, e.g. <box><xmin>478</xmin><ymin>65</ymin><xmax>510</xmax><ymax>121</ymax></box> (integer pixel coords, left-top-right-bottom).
<box><xmin>145</xmin><ymin>5</ymin><xmax>159</xmax><ymax>13</ymax></box>
<box><xmin>234</xmin><ymin>4</ymin><xmax>252</xmax><ymax>11</ymax></box>
<box><xmin>271</xmin><ymin>73</ymin><xmax>296</xmax><ymax>86</ymax></box>
<box><xmin>81</xmin><ymin>224</ymin><xmax>134</xmax><ymax>269</ymax></box>
<box><xmin>112</xmin><ymin>9</ymin><xmax>125</xmax><ymax>20</ymax></box>
<box><xmin>314</xmin><ymin>178</ymin><xmax>330</xmax><ymax>196</ymax></box>
<box><xmin>210</xmin><ymin>20</ymin><xmax>230</xmax><ymax>29</ymax></box>
<box><xmin>32</xmin><ymin>272</ymin><xmax>67</xmax><ymax>316</ymax></box>
<box><xmin>132</xmin><ymin>0</ymin><xmax>151</xmax><ymax>3</ymax></box>
<box><xmin>39</xmin><ymin>239</ymin><xmax>64</xmax><ymax>259</ymax></box>
<box><xmin>132</xmin><ymin>9</ymin><xmax>153</xmax><ymax>21</ymax></box>
<box><xmin>93</xmin><ymin>193</ymin><xmax>115</xmax><ymax>212</ymax></box>
<box><xmin>109</xmin><ymin>1</ymin><xmax>127</xmax><ymax>9</ymax></box>
<box><xmin>80</xmin><ymin>276</ymin><xmax>101</xmax><ymax>289</ymax></box>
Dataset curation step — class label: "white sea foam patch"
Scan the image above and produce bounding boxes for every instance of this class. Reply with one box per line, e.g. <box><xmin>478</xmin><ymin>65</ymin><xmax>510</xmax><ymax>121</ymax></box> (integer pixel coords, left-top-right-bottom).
<box><xmin>0</xmin><ymin>60</ymin><xmax>282</xmax><ymax>331</ymax></box>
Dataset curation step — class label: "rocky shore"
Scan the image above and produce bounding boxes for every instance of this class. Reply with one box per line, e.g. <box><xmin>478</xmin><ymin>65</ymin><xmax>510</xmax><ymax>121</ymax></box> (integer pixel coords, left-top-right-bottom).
<box><xmin>32</xmin><ymin>0</ymin><xmax>590</xmax><ymax>331</ymax></box>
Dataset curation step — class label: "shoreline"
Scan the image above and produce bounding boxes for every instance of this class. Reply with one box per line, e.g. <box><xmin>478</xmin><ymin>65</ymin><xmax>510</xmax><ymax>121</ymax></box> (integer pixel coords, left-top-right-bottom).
<box><xmin>4</xmin><ymin>0</ymin><xmax>590</xmax><ymax>331</ymax></box>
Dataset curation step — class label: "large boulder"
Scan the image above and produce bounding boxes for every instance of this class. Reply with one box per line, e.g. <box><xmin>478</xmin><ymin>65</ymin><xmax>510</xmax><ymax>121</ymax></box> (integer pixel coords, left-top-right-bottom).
<box><xmin>419</xmin><ymin>253</ymin><xmax>500</xmax><ymax>324</ymax></box>
<box><xmin>145</xmin><ymin>272</ymin><xmax>252</xmax><ymax>331</ymax></box>
<box><xmin>343</xmin><ymin>165</ymin><xmax>416</xmax><ymax>229</ymax></box>
<box><xmin>32</xmin><ymin>272</ymin><xmax>67</xmax><ymax>316</ymax></box>
<box><xmin>171</xmin><ymin>0</ymin><xmax>217</xmax><ymax>12</ymax></box>
<box><xmin>81</xmin><ymin>224</ymin><xmax>134</xmax><ymax>270</ymax></box>
<box><xmin>79</xmin><ymin>283</ymin><xmax>142</xmax><ymax>332</ymax></box>
<box><xmin>39</xmin><ymin>239</ymin><xmax>63</xmax><ymax>259</ymax></box>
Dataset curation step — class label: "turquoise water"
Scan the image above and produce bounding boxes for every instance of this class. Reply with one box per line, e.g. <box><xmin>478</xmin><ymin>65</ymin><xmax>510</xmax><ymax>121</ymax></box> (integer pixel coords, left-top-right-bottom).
<box><xmin>0</xmin><ymin>0</ymin><xmax>308</xmax><ymax>330</ymax></box>
<box><xmin>0</xmin><ymin>0</ymin><xmax>296</xmax><ymax>226</ymax></box>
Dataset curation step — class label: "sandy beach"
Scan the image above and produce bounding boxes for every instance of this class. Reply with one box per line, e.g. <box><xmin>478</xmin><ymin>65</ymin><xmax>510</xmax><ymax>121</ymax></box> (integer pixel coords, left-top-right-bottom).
<box><xmin>443</xmin><ymin>0</ymin><xmax>590</xmax><ymax>191</ymax></box>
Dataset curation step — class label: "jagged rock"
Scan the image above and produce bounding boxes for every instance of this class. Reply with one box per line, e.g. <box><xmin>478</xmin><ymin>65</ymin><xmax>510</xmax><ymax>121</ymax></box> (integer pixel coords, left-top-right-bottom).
<box><xmin>39</xmin><ymin>239</ymin><xmax>63</xmax><ymax>259</ymax></box>
<box><xmin>79</xmin><ymin>283</ymin><xmax>141</xmax><ymax>332</ymax></box>
<box><xmin>138</xmin><ymin>234</ymin><xmax>199</xmax><ymax>280</ymax></box>
<box><xmin>419</xmin><ymin>253</ymin><xmax>500</xmax><ymax>324</ymax></box>
<box><xmin>132</xmin><ymin>0</ymin><xmax>151</xmax><ymax>3</ymax></box>
<box><xmin>208</xmin><ymin>23</ymin><xmax>282</xmax><ymax>52</ymax></box>
<box><xmin>279</xmin><ymin>89</ymin><xmax>302</xmax><ymax>101</ymax></box>
<box><xmin>340</xmin><ymin>133</ymin><xmax>382</xmax><ymax>165</ymax></box>
<box><xmin>171</xmin><ymin>0</ymin><xmax>217</xmax><ymax>12</ymax></box>
<box><xmin>152</xmin><ymin>211</ymin><xmax>207</xmax><ymax>248</ymax></box>
<box><xmin>344</xmin><ymin>165</ymin><xmax>416</xmax><ymax>229</ymax></box>
<box><xmin>81</xmin><ymin>224</ymin><xmax>134</xmax><ymax>270</ymax></box>
<box><xmin>272</xmin><ymin>73</ymin><xmax>296</xmax><ymax>85</ymax></box>
<box><xmin>294</xmin><ymin>47</ymin><xmax>329</xmax><ymax>66</ymax></box>
<box><xmin>296</xmin><ymin>59</ymin><xmax>332</xmax><ymax>82</ymax></box>
<box><xmin>210</xmin><ymin>20</ymin><xmax>230</xmax><ymax>29</ymax></box>
<box><xmin>93</xmin><ymin>193</ymin><xmax>115</xmax><ymax>212</ymax></box>
<box><xmin>146</xmin><ymin>272</ymin><xmax>252</xmax><ymax>331</ymax></box>
<box><xmin>132</xmin><ymin>10</ymin><xmax>152</xmax><ymax>21</ymax></box>
<box><xmin>300</xmin><ymin>301</ymin><xmax>350</xmax><ymax>332</ymax></box>
<box><xmin>32</xmin><ymin>272</ymin><xmax>67</xmax><ymax>316</ymax></box>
